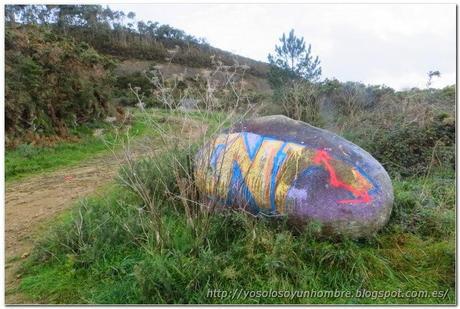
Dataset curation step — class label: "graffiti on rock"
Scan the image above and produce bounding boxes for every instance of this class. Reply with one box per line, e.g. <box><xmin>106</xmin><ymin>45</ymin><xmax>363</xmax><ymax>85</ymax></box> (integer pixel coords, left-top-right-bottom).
<box><xmin>195</xmin><ymin>132</ymin><xmax>379</xmax><ymax>216</ymax></box>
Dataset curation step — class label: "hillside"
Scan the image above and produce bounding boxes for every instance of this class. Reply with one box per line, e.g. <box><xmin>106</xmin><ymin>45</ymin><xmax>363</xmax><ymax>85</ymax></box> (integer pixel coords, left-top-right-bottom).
<box><xmin>5</xmin><ymin>22</ymin><xmax>271</xmax><ymax>146</ymax></box>
<box><xmin>5</xmin><ymin>5</ymin><xmax>455</xmax><ymax>146</ymax></box>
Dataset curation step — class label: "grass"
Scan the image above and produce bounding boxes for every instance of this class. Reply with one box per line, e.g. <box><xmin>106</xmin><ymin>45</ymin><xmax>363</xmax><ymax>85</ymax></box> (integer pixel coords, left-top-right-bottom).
<box><xmin>17</xmin><ymin>173</ymin><xmax>455</xmax><ymax>304</ymax></box>
<box><xmin>5</xmin><ymin>120</ymin><xmax>144</xmax><ymax>182</ymax></box>
<box><xmin>4</xmin><ymin>108</ymin><xmax>206</xmax><ymax>182</ymax></box>
<box><xmin>16</xmin><ymin>108</ymin><xmax>455</xmax><ymax>304</ymax></box>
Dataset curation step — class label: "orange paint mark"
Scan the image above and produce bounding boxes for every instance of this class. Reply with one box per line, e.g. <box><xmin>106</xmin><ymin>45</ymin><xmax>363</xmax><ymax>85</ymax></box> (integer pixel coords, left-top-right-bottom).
<box><xmin>312</xmin><ymin>150</ymin><xmax>372</xmax><ymax>204</ymax></box>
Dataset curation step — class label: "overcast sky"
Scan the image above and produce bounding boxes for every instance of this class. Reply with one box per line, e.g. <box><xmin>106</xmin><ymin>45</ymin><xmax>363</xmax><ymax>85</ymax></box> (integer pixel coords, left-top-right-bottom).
<box><xmin>110</xmin><ymin>3</ymin><xmax>456</xmax><ymax>90</ymax></box>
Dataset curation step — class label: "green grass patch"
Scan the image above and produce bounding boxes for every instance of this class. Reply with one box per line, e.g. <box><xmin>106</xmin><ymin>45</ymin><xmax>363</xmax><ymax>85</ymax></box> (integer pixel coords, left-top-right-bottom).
<box><xmin>5</xmin><ymin>120</ymin><xmax>146</xmax><ymax>182</ymax></box>
<box><xmin>5</xmin><ymin>108</ymin><xmax>229</xmax><ymax>182</ymax></box>
<box><xmin>4</xmin><ymin>109</ymin><xmax>182</xmax><ymax>182</ymax></box>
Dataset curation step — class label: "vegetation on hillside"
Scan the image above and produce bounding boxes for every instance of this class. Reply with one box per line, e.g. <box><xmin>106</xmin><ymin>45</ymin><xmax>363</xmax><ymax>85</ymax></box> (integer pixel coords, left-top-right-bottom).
<box><xmin>5</xmin><ymin>25</ymin><xmax>116</xmax><ymax>147</ymax></box>
<box><xmin>5</xmin><ymin>5</ymin><xmax>269</xmax><ymax>77</ymax></box>
<box><xmin>5</xmin><ymin>5</ymin><xmax>269</xmax><ymax>147</ymax></box>
<box><xmin>266</xmin><ymin>30</ymin><xmax>455</xmax><ymax>179</ymax></box>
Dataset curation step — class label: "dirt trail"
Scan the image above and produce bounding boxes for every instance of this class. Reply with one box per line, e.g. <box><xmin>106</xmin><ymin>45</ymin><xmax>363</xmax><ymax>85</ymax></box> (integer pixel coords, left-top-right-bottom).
<box><xmin>5</xmin><ymin>137</ymin><xmax>153</xmax><ymax>303</ymax></box>
<box><xmin>5</xmin><ymin>118</ymin><xmax>208</xmax><ymax>304</ymax></box>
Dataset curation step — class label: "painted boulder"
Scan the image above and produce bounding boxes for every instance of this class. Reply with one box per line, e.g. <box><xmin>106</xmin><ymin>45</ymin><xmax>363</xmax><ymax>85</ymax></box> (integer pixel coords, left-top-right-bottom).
<box><xmin>194</xmin><ymin>115</ymin><xmax>393</xmax><ymax>237</ymax></box>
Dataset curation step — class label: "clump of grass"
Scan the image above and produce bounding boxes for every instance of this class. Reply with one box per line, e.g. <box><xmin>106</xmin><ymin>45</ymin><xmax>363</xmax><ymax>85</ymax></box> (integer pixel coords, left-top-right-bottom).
<box><xmin>386</xmin><ymin>168</ymin><xmax>455</xmax><ymax>239</ymax></box>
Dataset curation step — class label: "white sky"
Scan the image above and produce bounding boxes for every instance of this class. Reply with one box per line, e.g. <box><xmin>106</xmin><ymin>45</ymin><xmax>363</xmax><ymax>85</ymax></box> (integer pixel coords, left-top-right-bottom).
<box><xmin>109</xmin><ymin>3</ymin><xmax>456</xmax><ymax>90</ymax></box>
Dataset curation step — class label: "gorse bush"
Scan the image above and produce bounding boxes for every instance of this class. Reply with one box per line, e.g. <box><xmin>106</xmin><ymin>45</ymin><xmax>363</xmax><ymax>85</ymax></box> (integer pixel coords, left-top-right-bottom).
<box><xmin>358</xmin><ymin>113</ymin><xmax>455</xmax><ymax>178</ymax></box>
<box><xmin>5</xmin><ymin>25</ymin><xmax>116</xmax><ymax>145</ymax></box>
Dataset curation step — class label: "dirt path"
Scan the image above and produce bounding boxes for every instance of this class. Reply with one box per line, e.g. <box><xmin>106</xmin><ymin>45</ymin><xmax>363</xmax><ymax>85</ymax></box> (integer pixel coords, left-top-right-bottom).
<box><xmin>5</xmin><ymin>136</ymin><xmax>154</xmax><ymax>303</ymax></box>
<box><xmin>5</xmin><ymin>117</ymin><xmax>208</xmax><ymax>304</ymax></box>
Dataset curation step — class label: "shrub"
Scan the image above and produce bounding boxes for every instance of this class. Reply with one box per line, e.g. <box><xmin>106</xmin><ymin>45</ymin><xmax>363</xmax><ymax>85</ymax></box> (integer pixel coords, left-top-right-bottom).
<box><xmin>114</xmin><ymin>72</ymin><xmax>153</xmax><ymax>98</ymax></box>
<box><xmin>439</xmin><ymin>85</ymin><xmax>455</xmax><ymax>102</ymax></box>
<box><xmin>360</xmin><ymin>113</ymin><xmax>455</xmax><ymax>178</ymax></box>
<box><xmin>5</xmin><ymin>26</ymin><xmax>115</xmax><ymax>143</ymax></box>
<box><xmin>279</xmin><ymin>81</ymin><xmax>322</xmax><ymax>126</ymax></box>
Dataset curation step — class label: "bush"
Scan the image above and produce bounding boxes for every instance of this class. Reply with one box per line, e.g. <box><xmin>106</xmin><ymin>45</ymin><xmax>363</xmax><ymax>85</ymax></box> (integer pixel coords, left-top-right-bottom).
<box><xmin>279</xmin><ymin>81</ymin><xmax>322</xmax><ymax>126</ymax></box>
<box><xmin>5</xmin><ymin>26</ymin><xmax>115</xmax><ymax>143</ymax></box>
<box><xmin>389</xmin><ymin>170</ymin><xmax>455</xmax><ymax>239</ymax></box>
<box><xmin>319</xmin><ymin>80</ymin><xmax>394</xmax><ymax>117</ymax></box>
<box><xmin>114</xmin><ymin>72</ymin><xmax>153</xmax><ymax>98</ymax></box>
<box><xmin>359</xmin><ymin>113</ymin><xmax>455</xmax><ymax>178</ymax></box>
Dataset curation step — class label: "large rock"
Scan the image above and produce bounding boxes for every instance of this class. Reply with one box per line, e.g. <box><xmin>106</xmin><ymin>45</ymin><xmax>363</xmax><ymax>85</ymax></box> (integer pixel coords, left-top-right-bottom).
<box><xmin>194</xmin><ymin>115</ymin><xmax>393</xmax><ymax>238</ymax></box>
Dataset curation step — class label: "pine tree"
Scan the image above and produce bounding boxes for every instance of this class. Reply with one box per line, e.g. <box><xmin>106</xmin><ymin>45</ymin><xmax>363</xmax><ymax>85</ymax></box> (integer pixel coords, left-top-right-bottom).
<box><xmin>268</xmin><ymin>29</ymin><xmax>322</xmax><ymax>83</ymax></box>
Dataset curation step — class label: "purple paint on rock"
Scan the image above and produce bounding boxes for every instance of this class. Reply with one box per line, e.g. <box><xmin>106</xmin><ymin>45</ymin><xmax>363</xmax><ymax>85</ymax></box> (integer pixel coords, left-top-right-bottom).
<box><xmin>286</xmin><ymin>166</ymin><xmax>382</xmax><ymax>223</ymax></box>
